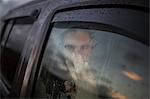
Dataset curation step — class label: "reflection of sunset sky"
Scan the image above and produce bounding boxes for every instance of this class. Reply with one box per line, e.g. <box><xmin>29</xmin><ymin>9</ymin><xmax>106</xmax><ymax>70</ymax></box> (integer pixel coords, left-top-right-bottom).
<box><xmin>93</xmin><ymin>31</ymin><xmax>148</xmax><ymax>98</ymax></box>
<box><xmin>123</xmin><ymin>69</ymin><xmax>143</xmax><ymax>81</ymax></box>
<box><xmin>109</xmin><ymin>91</ymin><xmax>127</xmax><ymax>99</ymax></box>
<box><xmin>44</xmin><ymin>28</ymin><xmax>148</xmax><ymax>99</ymax></box>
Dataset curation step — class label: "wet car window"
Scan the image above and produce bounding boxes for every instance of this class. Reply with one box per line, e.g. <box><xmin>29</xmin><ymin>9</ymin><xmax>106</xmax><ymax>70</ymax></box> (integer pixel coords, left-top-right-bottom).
<box><xmin>33</xmin><ymin>22</ymin><xmax>148</xmax><ymax>99</ymax></box>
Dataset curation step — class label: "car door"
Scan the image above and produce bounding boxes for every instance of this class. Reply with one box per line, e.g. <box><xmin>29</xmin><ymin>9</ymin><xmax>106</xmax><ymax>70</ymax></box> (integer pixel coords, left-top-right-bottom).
<box><xmin>19</xmin><ymin>0</ymin><xmax>148</xmax><ymax>99</ymax></box>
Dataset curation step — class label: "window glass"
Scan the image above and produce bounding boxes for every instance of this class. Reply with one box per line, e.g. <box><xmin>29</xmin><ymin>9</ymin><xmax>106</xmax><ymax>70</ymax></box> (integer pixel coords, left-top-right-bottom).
<box><xmin>1</xmin><ymin>18</ymin><xmax>34</xmax><ymax>84</ymax></box>
<box><xmin>33</xmin><ymin>22</ymin><xmax>148</xmax><ymax>99</ymax></box>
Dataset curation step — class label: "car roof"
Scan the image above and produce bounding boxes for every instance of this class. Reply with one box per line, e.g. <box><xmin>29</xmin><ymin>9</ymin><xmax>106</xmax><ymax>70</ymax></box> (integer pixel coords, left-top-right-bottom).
<box><xmin>2</xmin><ymin>0</ymin><xmax>149</xmax><ymax>20</ymax></box>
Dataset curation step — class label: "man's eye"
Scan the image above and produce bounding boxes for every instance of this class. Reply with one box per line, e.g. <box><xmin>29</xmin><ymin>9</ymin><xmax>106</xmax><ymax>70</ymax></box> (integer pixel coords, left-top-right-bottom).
<box><xmin>65</xmin><ymin>45</ymin><xmax>75</xmax><ymax>51</ymax></box>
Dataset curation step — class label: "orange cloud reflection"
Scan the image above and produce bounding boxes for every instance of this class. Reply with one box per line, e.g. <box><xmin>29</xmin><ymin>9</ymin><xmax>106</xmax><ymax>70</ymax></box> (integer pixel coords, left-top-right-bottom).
<box><xmin>123</xmin><ymin>69</ymin><xmax>142</xmax><ymax>81</ymax></box>
<box><xmin>109</xmin><ymin>91</ymin><xmax>127</xmax><ymax>99</ymax></box>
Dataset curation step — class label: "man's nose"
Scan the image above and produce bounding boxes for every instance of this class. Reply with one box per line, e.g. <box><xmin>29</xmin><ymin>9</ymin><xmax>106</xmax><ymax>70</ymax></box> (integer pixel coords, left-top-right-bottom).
<box><xmin>74</xmin><ymin>47</ymin><xmax>82</xmax><ymax>54</ymax></box>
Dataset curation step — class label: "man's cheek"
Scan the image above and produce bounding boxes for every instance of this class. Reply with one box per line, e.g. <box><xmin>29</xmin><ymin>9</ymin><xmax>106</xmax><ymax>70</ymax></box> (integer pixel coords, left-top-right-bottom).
<box><xmin>84</xmin><ymin>49</ymin><xmax>91</xmax><ymax>56</ymax></box>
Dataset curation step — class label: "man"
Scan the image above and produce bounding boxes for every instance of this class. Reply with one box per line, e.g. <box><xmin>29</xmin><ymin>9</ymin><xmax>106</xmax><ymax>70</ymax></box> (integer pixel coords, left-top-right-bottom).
<box><xmin>63</xmin><ymin>29</ymin><xmax>92</xmax><ymax>63</ymax></box>
<box><xmin>63</xmin><ymin>29</ymin><xmax>98</xmax><ymax>99</ymax></box>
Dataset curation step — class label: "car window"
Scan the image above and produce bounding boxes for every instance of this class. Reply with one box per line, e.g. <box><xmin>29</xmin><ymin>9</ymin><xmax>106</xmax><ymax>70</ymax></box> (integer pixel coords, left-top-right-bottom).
<box><xmin>1</xmin><ymin>17</ymin><xmax>34</xmax><ymax>85</ymax></box>
<box><xmin>33</xmin><ymin>22</ymin><xmax>148</xmax><ymax>99</ymax></box>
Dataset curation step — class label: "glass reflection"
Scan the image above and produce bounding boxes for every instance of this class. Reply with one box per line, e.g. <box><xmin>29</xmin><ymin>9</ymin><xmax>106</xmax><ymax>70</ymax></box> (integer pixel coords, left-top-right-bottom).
<box><xmin>122</xmin><ymin>69</ymin><xmax>143</xmax><ymax>81</ymax></box>
<box><xmin>33</xmin><ymin>26</ymin><xmax>148</xmax><ymax>99</ymax></box>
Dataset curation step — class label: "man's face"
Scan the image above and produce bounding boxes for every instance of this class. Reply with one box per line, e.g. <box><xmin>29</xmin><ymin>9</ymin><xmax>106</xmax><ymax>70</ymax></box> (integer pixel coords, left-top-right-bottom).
<box><xmin>64</xmin><ymin>31</ymin><xmax>92</xmax><ymax>62</ymax></box>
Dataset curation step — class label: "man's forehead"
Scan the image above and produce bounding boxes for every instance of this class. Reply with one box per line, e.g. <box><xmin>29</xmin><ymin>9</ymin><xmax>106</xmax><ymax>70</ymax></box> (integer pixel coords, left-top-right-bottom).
<box><xmin>65</xmin><ymin>32</ymin><xmax>91</xmax><ymax>41</ymax></box>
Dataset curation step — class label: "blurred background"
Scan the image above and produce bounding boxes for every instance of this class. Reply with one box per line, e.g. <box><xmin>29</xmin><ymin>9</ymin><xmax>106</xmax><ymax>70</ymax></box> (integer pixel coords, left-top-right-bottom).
<box><xmin>0</xmin><ymin>0</ymin><xmax>34</xmax><ymax>18</ymax></box>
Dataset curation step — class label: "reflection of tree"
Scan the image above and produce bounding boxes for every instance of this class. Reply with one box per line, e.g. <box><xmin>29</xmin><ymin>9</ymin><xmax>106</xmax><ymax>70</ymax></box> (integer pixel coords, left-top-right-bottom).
<box><xmin>40</xmin><ymin>66</ymin><xmax>66</xmax><ymax>99</ymax></box>
<box><xmin>124</xmin><ymin>52</ymin><xmax>144</xmax><ymax>66</ymax></box>
<box><xmin>98</xmin><ymin>85</ymin><xmax>113</xmax><ymax>98</ymax></box>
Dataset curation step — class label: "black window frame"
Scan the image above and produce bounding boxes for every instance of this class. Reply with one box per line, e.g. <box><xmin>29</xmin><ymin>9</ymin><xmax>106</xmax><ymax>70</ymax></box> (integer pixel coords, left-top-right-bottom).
<box><xmin>1</xmin><ymin>19</ymin><xmax>15</xmax><ymax>90</ymax></box>
<box><xmin>0</xmin><ymin>16</ymin><xmax>36</xmax><ymax>96</ymax></box>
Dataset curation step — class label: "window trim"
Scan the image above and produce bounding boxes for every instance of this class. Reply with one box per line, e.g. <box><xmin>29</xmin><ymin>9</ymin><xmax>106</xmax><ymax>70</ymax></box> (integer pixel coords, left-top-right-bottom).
<box><xmin>1</xmin><ymin>20</ymin><xmax>14</xmax><ymax>48</ymax></box>
<box><xmin>9</xmin><ymin>17</ymin><xmax>36</xmax><ymax>97</ymax></box>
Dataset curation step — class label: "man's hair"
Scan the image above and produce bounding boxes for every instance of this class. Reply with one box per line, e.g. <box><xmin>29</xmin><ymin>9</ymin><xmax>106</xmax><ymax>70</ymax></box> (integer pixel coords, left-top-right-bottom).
<box><xmin>62</xmin><ymin>29</ymin><xmax>93</xmax><ymax>42</ymax></box>
<box><xmin>62</xmin><ymin>29</ymin><xmax>97</xmax><ymax>49</ymax></box>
